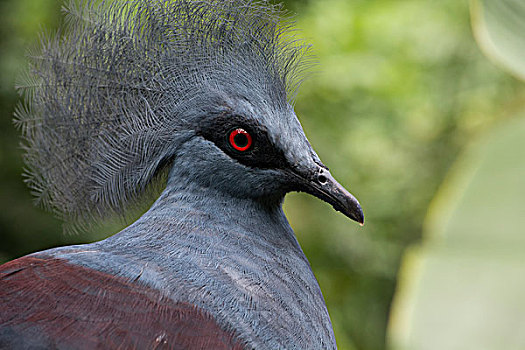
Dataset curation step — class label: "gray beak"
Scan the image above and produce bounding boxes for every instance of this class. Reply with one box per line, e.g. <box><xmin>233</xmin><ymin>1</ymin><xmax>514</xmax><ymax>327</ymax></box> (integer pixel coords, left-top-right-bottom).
<box><xmin>289</xmin><ymin>166</ymin><xmax>364</xmax><ymax>225</ymax></box>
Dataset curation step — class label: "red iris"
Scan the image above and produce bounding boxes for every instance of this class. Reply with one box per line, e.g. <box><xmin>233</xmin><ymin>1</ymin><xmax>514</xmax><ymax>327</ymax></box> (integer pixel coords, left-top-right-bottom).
<box><xmin>229</xmin><ymin>128</ymin><xmax>252</xmax><ymax>151</ymax></box>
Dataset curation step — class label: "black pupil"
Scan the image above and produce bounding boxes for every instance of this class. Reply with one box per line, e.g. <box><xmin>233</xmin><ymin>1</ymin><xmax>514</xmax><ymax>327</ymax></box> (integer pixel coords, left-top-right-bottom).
<box><xmin>234</xmin><ymin>133</ymin><xmax>249</xmax><ymax>148</ymax></box>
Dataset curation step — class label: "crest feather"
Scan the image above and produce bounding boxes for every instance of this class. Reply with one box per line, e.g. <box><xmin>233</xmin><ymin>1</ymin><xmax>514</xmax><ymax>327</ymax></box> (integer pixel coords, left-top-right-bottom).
<box><xmin>14</xmin><ymin>0</ymin><xmax>311</xmax><ymax>230</ymax></box>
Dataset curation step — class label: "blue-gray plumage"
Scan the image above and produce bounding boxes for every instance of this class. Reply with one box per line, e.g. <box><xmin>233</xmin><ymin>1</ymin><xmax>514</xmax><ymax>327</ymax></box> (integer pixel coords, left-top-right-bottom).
<box><xmin>1</xmin><ymin>0</ymin><xmax>364</xmax><ymax>349</ymax></box>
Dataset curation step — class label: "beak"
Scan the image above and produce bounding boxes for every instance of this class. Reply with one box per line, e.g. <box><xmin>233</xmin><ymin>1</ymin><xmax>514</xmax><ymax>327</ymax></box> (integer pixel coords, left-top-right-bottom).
<box><xmin>289</xmin><ymin>166</ymin><xmax>364</xmax><ymax>225</ymax></box>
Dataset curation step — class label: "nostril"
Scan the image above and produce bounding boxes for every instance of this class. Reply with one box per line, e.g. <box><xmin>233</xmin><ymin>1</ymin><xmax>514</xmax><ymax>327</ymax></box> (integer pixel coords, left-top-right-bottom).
<box><xmin>318</xmin><ymin>174</ymin><xmax>327</xmax><ymax>184</ymax></box>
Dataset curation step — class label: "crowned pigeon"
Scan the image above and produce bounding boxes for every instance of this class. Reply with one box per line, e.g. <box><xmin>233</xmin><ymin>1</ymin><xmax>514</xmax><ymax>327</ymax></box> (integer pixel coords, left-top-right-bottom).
<box><xmin>0</xmin><ymin>0</ymin><xmax>364</xmax><ymax>348</ymax></box>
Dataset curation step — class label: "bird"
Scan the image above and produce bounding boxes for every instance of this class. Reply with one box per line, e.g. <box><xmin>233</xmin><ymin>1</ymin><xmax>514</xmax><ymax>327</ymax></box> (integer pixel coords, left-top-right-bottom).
<box><xmin>0</xmin><ymin>0</ymin><xmax>364</xmax><ymax>349</ymax></box>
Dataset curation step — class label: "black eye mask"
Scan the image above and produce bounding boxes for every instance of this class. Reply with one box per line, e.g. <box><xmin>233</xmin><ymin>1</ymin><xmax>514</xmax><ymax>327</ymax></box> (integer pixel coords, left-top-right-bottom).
<box><xmin>197</xmin><ymin>113</ymin><xmax>289</xmax><ymax>170</ymax></box>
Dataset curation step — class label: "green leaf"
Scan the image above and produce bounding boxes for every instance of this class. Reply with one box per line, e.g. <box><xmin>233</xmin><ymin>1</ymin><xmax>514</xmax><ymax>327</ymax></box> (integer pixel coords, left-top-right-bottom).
<box><xmin>471</xmin><ymin>0</ymin><xmax>525</xmax><ymax>80</ymax></box>
<box><xmin>388</xmin><ymin>115</ymin><xmax>525</xmax><ymax>350</ymax></box>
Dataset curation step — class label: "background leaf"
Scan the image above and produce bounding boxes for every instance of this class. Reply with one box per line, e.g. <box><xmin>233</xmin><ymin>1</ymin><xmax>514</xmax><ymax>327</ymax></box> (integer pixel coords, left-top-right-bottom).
<box><xmin>389</xmin><ymin>0</ymin><xmax>525</xmax><ymax>348</ymax></box>
<box><xmin>472</xmin><ymin>0</ymin><xmax>525</xmax><ymax>80</ymax></box>
<box><xmin>389</xmin><ymin>115</ymin><xmax>525</xmax><ymax>350</ymax></box>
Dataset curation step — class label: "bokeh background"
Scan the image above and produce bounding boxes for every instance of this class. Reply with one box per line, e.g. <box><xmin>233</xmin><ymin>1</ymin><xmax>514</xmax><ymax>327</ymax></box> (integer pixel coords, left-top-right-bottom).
<box><xmin>1</xmin><ymin>1</ymin><xmax>524</xmax><ymax>349</ymax></box>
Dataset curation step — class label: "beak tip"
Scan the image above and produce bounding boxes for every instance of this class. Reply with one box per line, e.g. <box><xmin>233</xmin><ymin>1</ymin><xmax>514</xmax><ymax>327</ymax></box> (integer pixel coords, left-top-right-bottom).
<box><xmin>354</xmin><ymin>207</ymin><xmax>365</xmax><ymax>226</ymax></box>
<box><xmin>340</xmin><ymin>201</ymin><xmax>364</xmax><ymax>225</ymax></box>
<box><xmin>358</xmin><ymin>214</ymin><xmax>365</xmax><ymax>226</ymax></box>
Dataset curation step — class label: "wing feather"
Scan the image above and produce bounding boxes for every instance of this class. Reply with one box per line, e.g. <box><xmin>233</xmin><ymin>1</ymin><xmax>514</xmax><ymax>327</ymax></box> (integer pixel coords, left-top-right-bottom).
<box><xmin>0</xmin><ymin>256</ymin><xmax>243</xmax><ymax>350</ymax></box>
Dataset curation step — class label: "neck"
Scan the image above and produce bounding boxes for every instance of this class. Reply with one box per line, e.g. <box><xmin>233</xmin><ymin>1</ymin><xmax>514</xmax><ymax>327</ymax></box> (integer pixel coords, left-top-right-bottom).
<box><xmin>49</xmin><ymin>170</ymin><xmax>337</xmax><ymax>349</ymax></box>
<box><xmin>112</xmin><ymin>174</ymin><xmax>299</xmax><ymax>252</ymax></box>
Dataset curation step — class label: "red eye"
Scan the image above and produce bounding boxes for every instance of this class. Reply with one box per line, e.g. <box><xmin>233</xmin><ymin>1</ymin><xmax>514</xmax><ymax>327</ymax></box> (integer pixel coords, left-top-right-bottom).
<box><xmin>229</xmin><ymin>128</ymin><xmax>252</xmax><ymax>151</ymax></box>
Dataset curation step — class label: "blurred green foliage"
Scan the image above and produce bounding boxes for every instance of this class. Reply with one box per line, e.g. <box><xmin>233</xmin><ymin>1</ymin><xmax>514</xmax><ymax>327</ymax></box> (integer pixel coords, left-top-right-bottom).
<box><xmin>472</xmin><ymin>0</ymin><xmax>525</xmax><ymax>80</ymax></box>
<box><xmin>0</xmin><ymin>1</ymin><xmax>523</xmax><ymax>349</ymax></box>
<box><xmin>389</xmin><ymin>115</ymin><xmax>525</xmax><ymax>350</ymax></box>
<box><xmin>389</xmin><ymin>1</ymin><xmax>525</xmax><ymax>349</ymax></box>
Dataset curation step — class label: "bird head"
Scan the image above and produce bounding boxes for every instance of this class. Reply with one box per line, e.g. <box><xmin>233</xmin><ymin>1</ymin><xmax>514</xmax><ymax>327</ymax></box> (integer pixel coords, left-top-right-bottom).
<box><xmin>172</xmin><ymin>93</ymin><xmax>363</xmax><ymax>224</ymax></box>
<box><xmin>15</xmin><ymin>0</ymin><xmax>363</xmax><ymax>228</ymax></box>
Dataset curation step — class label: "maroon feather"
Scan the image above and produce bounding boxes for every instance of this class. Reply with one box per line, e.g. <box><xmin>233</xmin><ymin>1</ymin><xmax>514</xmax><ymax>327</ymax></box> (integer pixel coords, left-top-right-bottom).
<box><xmin>0</xmin><ymin>256</ymin><xmax>243</xmax><ymax>349</ymax></box>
